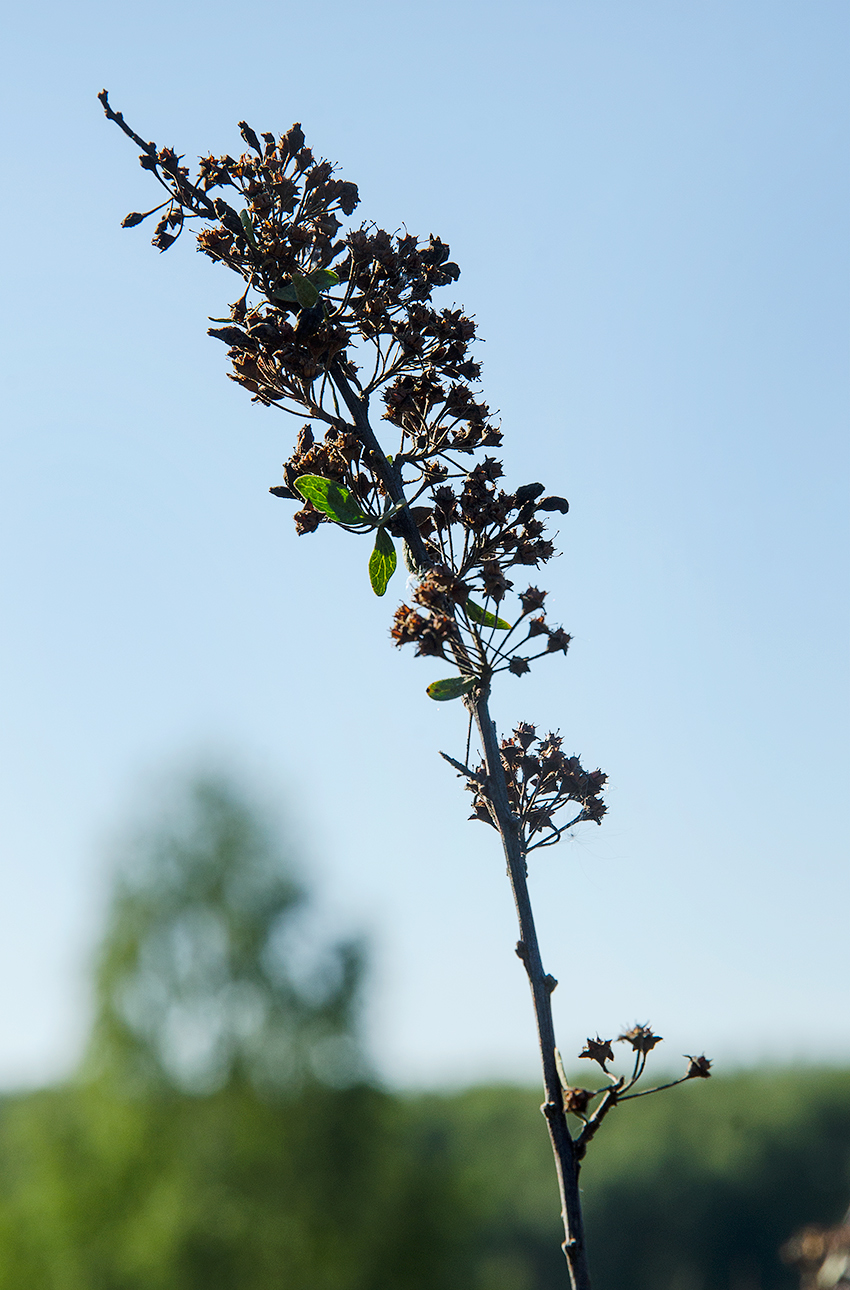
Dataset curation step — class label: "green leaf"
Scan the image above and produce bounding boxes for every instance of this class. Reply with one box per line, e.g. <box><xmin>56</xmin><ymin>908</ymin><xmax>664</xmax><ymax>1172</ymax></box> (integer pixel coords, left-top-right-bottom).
<box><xmin>272</xmin><ymin>268</ymin><xmax>339</xmax><ymax>305</ymax></box>
<box><xmin>307</xmin><ymin>267</ymin><xmax>340</xmax><ymax>289</ymax></box>
<box><xmin>239</xmin><ymin>210</ymin><xmax>258</xmax><ymax>248</ymax></box>
<box><xmin>426</xmin><ymin>676</ymin><xmax>477</xmax><ymax>701</ymax></box>
<box><xmin>465</xmin><ymin>598</ymin><xmax>512</xmax><ymax>630</ymax></box>
<box><xmin>291</xmin><ymin>272</ymin><xmax>320</xmax><ymax>309</ymax></box>
<box><xmin>294</xmin><ymin>475</ymin><xmax>366</xmax><ymax>525</ymax></box>
<box><xmin>369</xmin><ymin>527</ymin><xmax>397</xmax><ymax>597</ymax></box>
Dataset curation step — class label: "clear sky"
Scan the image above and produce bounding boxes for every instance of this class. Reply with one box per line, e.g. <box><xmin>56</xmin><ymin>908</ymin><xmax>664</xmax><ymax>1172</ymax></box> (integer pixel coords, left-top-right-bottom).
<box><xmin>1</xmin><ymin>0</ymin><xmax>847</xmax><ymax>1090</ymax></box>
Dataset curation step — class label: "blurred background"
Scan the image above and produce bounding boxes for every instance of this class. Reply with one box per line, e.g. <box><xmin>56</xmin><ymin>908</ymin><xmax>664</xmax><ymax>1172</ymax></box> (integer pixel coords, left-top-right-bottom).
<box><xmin>0</xmin><ymin>0</ymin><xmax>847</xmax><ymax>1285</ymax></box>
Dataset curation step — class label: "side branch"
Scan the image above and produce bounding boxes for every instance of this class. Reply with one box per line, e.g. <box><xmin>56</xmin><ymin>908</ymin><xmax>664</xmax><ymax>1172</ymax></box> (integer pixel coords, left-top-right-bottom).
<box><xmin>575</xmin><ymin>1082</ymin><xmax>623</xmax><ymax>1161</ymax></box>
<box><xmin>327</xmin><ymin>360</ymin><xmax>432</xmax><ymax>572</ymax></box>
<box><xmin>98</xmin><ymin>90</ymin><xmax>225</xmax><ymax>223</ymax></box>
<box><xmin>438</xmin><ymin>751</ymin><xmax>485</xmax><ymax>783</ymax></box>
<box><xmin>98</xmin><ymin>90</ymin><xmax>158</xmax><ymax>157</ymax></box>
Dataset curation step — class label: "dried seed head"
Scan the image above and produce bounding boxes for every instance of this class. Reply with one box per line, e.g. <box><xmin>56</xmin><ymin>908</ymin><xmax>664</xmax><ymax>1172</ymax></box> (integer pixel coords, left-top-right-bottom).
<box><xmin>579</xmin><ymin>1037</ymin><xmax>615</xmax><ymax>1071</ymax></box>
<box><xmin>618</xmin><ymin>1025</ymin><xmax>663</xmax><ymax>1054</ymax></box>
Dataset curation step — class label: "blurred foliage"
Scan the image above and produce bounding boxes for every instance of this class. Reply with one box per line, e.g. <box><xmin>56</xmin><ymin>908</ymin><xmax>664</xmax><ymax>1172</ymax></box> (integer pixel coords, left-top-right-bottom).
<box><xmin>83</xmin><ymin>777</ymin><xmax>366</xmax><ymax>1095</ymax></box>
<box><xmin>409</xmin><ymin>1073</ymin><xmax>850</xmax><ymax>1290</ymax></box>
<box><xmin>0</xmin><ymin>777</ymin><xmax>469</xmax><ymax>1289</ymax></box>
<box><xmin>0</xmin><ymin>777</ymin><xmax>847</xmax><ymax>1288</ymax></box>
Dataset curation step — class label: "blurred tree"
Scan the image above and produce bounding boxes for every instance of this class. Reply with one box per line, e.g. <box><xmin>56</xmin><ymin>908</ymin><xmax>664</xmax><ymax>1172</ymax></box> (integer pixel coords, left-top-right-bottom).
<box><xmin>84</xmin><ymin>776</ymin><xmax>366</xmax><ymax>1095</ymax></box>
<box><xmin>0</xmin><ymin>777</ymin><xmax>468</xmax><ymax>1290</ymax></box>
<box><xmin>0</xmin><ymin>777</ymin><xmax>848</xmax><ymax>1288</ymax></box>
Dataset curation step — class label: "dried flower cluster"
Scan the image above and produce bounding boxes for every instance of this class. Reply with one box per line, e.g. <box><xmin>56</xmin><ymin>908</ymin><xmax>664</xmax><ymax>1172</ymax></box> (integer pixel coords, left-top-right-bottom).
<box><xmin>467</xmin><ymin>724</ymin><xmax>607</xmax><ymax>850</ymax></box>
<box><xmin>553</xmin><ymin>1026</ymin><xmax>712</xmax><ymax>1157</ymax></box>
<box><xmin>100</xmin><ymin>92</ymin><xmax>597</xmax><ymax>845</ymax></box>
<box><xmin>579</xmin><ymin>1024</ymin><xmax>711</xmax><ymax>1090</ymax></box>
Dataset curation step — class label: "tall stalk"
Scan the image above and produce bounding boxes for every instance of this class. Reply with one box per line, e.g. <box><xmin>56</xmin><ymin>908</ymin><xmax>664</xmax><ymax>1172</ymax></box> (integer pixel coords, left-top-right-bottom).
<box><xmin>100</xmin><ymin>93</ymin><xmax>711</xmax><ymax>1286</ymax></box>
<box><xmin>470</xmin><ymin>684</ymin><xmax>591</xmax><ymax>1288</ymax></box>
<box><xmin>320</xmin><ymin>358</ymin><xmax>594</xmax><ymax>1282</ymax></box>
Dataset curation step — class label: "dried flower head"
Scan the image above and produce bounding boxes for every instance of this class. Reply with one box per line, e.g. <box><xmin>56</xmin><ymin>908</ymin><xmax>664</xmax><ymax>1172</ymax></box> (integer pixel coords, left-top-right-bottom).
<box><xmin>562</xmin><ymin>1086</ymin><xmax>594</xmax><ymax>1117</ymax></box>
<box><xmin>579</xmin><ymin>1037</ymin><xmax>615</xmax><ymax>1071</ymax></box>
<box><xmin>618</xmin><ymin>1025</ymin><xmax>663</xmax><ymax>1054</ymax></box>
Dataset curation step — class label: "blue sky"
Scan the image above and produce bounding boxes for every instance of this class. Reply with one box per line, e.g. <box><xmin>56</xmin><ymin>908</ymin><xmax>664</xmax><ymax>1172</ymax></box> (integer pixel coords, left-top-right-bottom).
<box><xmin>0</xmin><ymin>0</ymin><xmax>847</xmax><ymax>1088</ymax></box>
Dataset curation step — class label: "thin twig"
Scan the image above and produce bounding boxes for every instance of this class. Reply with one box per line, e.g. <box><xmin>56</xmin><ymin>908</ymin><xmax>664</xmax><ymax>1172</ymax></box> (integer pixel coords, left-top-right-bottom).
<box><xmin>438</xmin><ymin>751</ymin><xmax>485</xmax><ymax>783</ymax></box>
<box><xmin>575</xmin><ymin>1080</ymin><xmax>624</xmax><ymax>1161</ymax></box>
<box><xmin>619</xmin><ymin>1075</ymin><xmax>692</xmax><ymax>1101</ymax></box>
<box><xmin>99</xmin><ymin>90</ymin><xmax>225</xmax><ymax>224</ymax></box>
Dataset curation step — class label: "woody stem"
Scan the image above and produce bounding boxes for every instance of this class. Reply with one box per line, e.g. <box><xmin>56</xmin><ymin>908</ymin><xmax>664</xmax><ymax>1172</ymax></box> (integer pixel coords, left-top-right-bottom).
<box><xmin>331</xmin><ymin>368</ymin><xmax>591</xmax><ymax>1286</ymax></box>
<box><xmin>467</xmin><ymin>683</ymin><xmax>592</xmax><ymax>1290</ymax></box>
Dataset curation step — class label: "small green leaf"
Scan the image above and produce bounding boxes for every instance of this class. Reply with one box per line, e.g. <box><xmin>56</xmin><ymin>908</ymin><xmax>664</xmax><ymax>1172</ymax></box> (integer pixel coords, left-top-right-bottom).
<box><xmin>426</xmin><ymin>676</ymin><xmax>477</xmax><ymax>701</ymax></box>
<box><xmin>308</xmin><ymin>267</ymin><xmax>340</xmax><ymax>289</ymax></box>
<box><xmin>294</xmin><ymin>475</ymin><xmax>366</xmax><ymax>525</ymax></box>
<box><xmin>239</xmin><ymin>210</ymin><xmax>258</xmax><ymax>248</ymax></box>
<box><xmin>466</xmin><ymin>598</ymin><xmax>512</xmax><ymax>630</ymax></box>
<box><xmin>272</xmin><ymin>268</ymin><xmax>339</xmax><ymax>305</ymax></box>
<box><xmin>291</xmin><ymin>272</ymin><xmax>320</xmax><ymax>309</ymax></box>
<box><xmin>369</xmin><ymin>527</ymin><xmax>397</xmax><ymax>596</ymax></box>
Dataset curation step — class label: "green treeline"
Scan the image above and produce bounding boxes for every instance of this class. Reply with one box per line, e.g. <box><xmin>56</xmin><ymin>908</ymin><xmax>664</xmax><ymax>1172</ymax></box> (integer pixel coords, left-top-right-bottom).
<box><xmin>0</xmin><ymin>779</ymin><xmax>846</xmax><ymax>1289</ymax></box>
<box><xmin>2</xmin><ymin>1069</ymin><xmax>849</xmax><ymax>1288</ymax></box>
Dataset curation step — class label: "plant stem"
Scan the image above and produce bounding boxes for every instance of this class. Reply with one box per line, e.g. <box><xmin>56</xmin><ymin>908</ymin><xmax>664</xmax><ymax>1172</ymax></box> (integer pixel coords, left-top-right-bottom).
<box><xmin>332</xmin><ymin>370</ymin><xmax>591</xmax><ymax>1288</ymax></box>
<box><xmin>468</xmin><ymin>682</ymin><xmax>592</xmax><ymax>1290</ymax></box>
<box><xmin>328</xmin><ymin>361</ymin><xmax>431</xmax><ymax>572</ymax></box>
